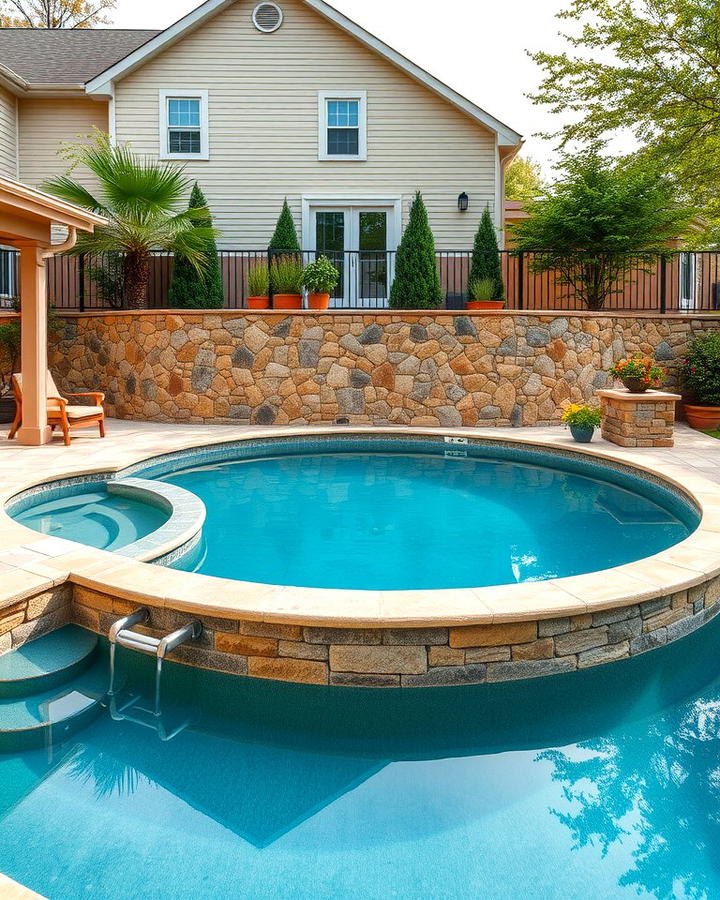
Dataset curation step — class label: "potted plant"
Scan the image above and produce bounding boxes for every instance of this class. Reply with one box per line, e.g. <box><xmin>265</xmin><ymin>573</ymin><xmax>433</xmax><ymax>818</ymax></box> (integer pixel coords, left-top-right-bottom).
<box><xmin>680</xmin><ymin>331</ymin><xmax>720</xmax><ymax>430</ymax></box>
<box><xmin>467</xmin><ymin>278</ymin><xmax>505</xmax><ymax>310</ymax></box>
<box><xmin>561</xmin><ymin>403</ymin><xmax>601</xmax><ymax>443</ymax></box>
<box><xmin>246</xmin><ymin>261</ymin><xmax>270</xmax><ymax>309</ymax></box>
<box><xmin>0</xmin><ymin>317</ymin><xmax>20</xmax><ymax>424</ymax></box>
<box><xmin>608</xmin><ymin>355</ymin><xmax>665</xmax><ymax>393</ymax></box>
<box><xmin>303</xmin><ymin>256</ymin><xmax>340</xmax><ymax>310</ymax></box>
<box><xmin>270</xmin><ymin>256</ymin><xmax>304</xmax><ymax>309</ymax></box>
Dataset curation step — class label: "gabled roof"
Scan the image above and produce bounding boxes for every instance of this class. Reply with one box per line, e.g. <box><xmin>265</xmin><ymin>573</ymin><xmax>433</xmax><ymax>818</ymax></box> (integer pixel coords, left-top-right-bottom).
<box><xmin>0</xmin><ymin>28</ymin><xmax>159</xmax><ymax>87</ymax></box>
<box><xmin>84</xmin><ymin>0</ymin><xmax>522</xmax><ymax>147</ymax></box>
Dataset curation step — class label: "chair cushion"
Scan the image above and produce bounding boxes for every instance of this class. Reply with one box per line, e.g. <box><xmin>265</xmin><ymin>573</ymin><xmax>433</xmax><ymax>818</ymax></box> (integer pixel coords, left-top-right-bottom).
<box><xmin>52</xmin><ymin>405</ymin><xmax>103</xmax><ymax>419</ymax></box>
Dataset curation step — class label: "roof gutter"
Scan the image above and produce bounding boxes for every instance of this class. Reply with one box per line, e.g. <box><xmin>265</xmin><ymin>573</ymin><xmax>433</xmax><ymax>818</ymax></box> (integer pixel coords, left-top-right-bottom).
<box><xmin>0</xmin><ymin>66</ymin><xmax>88</xmax><ymax>97</ymax></box>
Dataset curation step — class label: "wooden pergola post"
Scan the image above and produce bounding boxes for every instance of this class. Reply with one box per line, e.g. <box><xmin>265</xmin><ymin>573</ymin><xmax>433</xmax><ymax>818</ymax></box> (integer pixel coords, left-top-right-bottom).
<box><xmin>0</xmin><ymin>176</ymin><xmax>105</xmax><ymax>447</ymax></box>
<box><xmin>15</xmin><ymin>241</ymin><xmax>50</xmax><ymax>445</ymax></box>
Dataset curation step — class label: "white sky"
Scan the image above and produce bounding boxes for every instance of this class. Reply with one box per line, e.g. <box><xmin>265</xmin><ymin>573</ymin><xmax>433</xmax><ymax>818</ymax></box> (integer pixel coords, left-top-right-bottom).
<box><xmin>108</xmin><ymin>0</ymin><xmax>574</xmax><ymax>172</ymax></box>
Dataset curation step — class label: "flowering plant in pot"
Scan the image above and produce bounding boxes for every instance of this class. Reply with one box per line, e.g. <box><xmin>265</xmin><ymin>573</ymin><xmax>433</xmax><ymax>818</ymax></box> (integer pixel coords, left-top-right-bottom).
<box><xmin>269</xmin><ymin>256</ymin><xmax>304</xmax><ymax>309</ymax></box>
<box><xmin>680</xmin><ymin>331</ymin><xmax>720</xmax><ymax>430</ymax></box>
<box><xmin>303</xmin><ymin>256</ymin><xmax>339</xmax><ymax>310</ymax></box>
<box><xmin>0</xmin><ymin>318</ymin><xmax>19</xmax><ymax>424</ymax></box>
<box><xmin>467</xmin><ymin>277</ymin><xmax>505</xmax><ymax>310</ymax></box>
<box><xmin>561</xmin><ymin>403</ymin><xmax>601</xmax><ymax>443</ymax></box>
<box><xmin>246</xmin><ymin>262</ymin><xmax>270</xmax><ymax>309</ymax></box>
<box><xmin>608</xmin><ymin>355</ymin><xmax>665</xmax><ymax>393</ymax></box>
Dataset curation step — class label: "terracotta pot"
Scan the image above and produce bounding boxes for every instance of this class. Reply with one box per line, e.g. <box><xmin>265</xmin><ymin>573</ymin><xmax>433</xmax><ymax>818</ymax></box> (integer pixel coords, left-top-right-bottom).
<box><xmin>466</xmin><ymin>300</ymin><xmax>505</xmax><ymax>310</ymax></box>
<box><xmin>0</xmin><ymin>394</ymin><xmax>15</xmax><ymax>425</ymax></box>
<box><xmin>684</xmin><ymin>404</ymin><xmax>720</xmax><ymax>431</ymax></box>
<box><xmin>621</xmin><ymin>377</ymin><xmax>649</xmax><ymax>393</ymax></box>
<box><xmin>247</xmin><ymin>295</ymin><xmax>270</xmax><ymax>310</ymax></box>
<box><xmin>308</xmin><ymin>292</ymin><xmax>330</xmax><ymax>310</ymax></box>
<box><xmin>272</xmin><ymin>293</ymin><xmax>303</xmax><ymax>310</ymax></box>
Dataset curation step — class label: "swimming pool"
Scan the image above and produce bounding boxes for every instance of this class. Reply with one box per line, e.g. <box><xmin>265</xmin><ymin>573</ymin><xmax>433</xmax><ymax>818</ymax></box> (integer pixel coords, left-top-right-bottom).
<box><xmin>1</xmin><ymin>613</ymin><xmax>719</xmax><ymax>899</ymax></box>
<box><xmin>10</xmin><ymin>437</ymin><xmax>700</xmax><ymax>591</ymax></box>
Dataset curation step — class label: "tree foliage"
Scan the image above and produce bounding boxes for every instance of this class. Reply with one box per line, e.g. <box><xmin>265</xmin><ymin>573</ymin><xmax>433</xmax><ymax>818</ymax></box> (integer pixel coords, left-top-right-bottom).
<box><xmin>469</xmin><ymin>207</ymin><xmax>504</xmax><ymax>301</ymax></box>
<box><xmin>510</xmin><ymin>151</ymin><xmax>694</xmax><ymax>309</ymax></box>
<box><xmin>0</xmin><ymin>0</ymin><xmax>114</xmax><ymax>27</ymax></box>
<box><xmin>505</xmin><ymin>156</ymin><xmax>544</xmax><ymax>202</ymax></box>
<box><xmin>43</xmin><ymin>131</ymin><xmax>217</xmax><ymax>309</ymax></box>
<box><xmin>531</xmin><ymin>0</ymin><xmax>720</xmax><ymax>236</ymax></box>
<box><xmin>169</xmin><ymin>182</ymin><xmax>224</xmax><ymax>309</ymax></box>
<box><xmin>389</xmin><ymin>191</ymin><xmax>443</xmax><ymax>309</ymax></box>
<box><xmin>269</xmin><ymin>199</ymin><xmax>300</xmax><ymax>251</ymax></box>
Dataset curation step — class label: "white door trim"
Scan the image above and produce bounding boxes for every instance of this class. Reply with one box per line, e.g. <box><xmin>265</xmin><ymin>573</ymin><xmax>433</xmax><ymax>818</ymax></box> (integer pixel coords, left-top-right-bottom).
<box><xmin>301</xmin><ymin>195</ymin><xmax>402</xmax><ymax>250</ymax></box>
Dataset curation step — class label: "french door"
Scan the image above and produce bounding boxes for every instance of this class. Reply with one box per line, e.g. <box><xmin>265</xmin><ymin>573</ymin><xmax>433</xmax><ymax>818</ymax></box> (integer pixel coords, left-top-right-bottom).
<box><xmin>310</xmin><ymin>205</ymin><xmax>396</xmax><ymax>307</ymax></box>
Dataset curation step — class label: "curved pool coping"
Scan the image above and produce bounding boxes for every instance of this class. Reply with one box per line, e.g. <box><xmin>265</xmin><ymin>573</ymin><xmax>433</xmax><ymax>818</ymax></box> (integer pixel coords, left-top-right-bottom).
<box><xmin>2</xmin><ymin>424</ymin><xmax>719</xmax><ymax>629</ymax></box>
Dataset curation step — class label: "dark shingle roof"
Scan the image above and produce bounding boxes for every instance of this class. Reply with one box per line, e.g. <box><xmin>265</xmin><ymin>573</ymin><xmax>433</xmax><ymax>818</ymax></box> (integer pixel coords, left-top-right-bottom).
<box><xmin>0</xmin><ymin>28</ymin><xmax>160</xmax><ymax>84</ymax></box>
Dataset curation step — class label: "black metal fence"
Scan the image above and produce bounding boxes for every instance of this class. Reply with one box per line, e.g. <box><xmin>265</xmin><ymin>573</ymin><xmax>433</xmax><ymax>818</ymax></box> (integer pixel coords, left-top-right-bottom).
<box><xmin>1</xmin><ymin>247</ymin><xmax>719</xmax><ymax>313</ymax></box>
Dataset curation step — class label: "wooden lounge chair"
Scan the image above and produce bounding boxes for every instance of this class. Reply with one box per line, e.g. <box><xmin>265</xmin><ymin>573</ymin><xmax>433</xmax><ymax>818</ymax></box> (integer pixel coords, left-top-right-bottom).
<box><xmin>8</xmin><ymin>371</ymin><xmax>105</xmax><ymax>446</ymax></box>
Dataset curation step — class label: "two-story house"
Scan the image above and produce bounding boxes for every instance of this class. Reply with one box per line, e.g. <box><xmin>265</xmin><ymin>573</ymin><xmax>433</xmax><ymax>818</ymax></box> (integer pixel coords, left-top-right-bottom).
<box><xmin>0</xmin><ymin>0</ymin><xmax>523</xmax><ymax>305</ymax></box>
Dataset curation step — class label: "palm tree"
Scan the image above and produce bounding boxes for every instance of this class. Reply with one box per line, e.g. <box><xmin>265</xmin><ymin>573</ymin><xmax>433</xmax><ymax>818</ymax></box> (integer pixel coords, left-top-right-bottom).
<box><xmin>43</xmin><ymin>132</ymin><xmax>217</xmax><ymax>308</ymax></box>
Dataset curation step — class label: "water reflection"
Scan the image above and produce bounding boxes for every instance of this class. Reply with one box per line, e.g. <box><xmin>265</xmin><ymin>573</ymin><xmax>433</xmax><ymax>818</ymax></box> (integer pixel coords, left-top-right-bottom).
<box><xmin>541</xmin><ymin>697</ymin><xmax>720</xmax><ymax>898</ymax></box>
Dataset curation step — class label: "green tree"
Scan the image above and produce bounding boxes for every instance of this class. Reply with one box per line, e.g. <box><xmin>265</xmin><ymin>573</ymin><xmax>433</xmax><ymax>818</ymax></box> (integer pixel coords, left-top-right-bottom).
<box><xmin>0</xmin><ymin>0</ymin><xmax>114</xmax><ymax>27</ymax></box>
<box><xmin>510</xmin><ymin>151</ymin><xmax>693</xmax><ymax>309</ymax></box>
<box><xmin>43</xmin><ymin>132</ymin><xmax>216</xmax><ymax>309</ymax></box>
<box><xmin>269</xmin><ymin>199</ymin><xmax>300</xmax><ymax>251</ymax></box>
<box><xmin>468</xmin><ymin>207</ymin><xmax>504</xmax><ymax>302</ymax></box>
<box><xmin>389</xmin><ymin>191</ymin><xmax>443</xmax><ymax>309</ymax></box>
<box><xmin>505</xmin><ymin>156</ymin><xmax>544</xmax><ymax>202</ymax></box>
<box><xmin>168</xmin><ymin>182</ymin><xmax>224</xmax><ymax>309</ymax></box>
<box><xmin>531</xmin><ymin>0</ymin><xmax>720</xmax><ymax>235</ymax></box>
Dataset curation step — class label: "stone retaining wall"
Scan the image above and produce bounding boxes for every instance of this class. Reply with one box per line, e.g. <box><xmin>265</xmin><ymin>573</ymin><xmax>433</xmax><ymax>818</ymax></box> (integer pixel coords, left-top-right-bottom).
<box><xmin>36</xmin><ymin>574</ymin><xmax>719</xmax><ymax>686</ymax></box>
<box><xmin>49</xmin><ymin>310</ymin><xmax>717</xmax><ymax>427</ymax></box>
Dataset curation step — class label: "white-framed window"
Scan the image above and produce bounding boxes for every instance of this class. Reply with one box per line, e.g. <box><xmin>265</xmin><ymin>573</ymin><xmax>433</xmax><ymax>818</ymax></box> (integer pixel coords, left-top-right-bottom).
<box><xmin>318</xmin><ymin>90</ymin><xmax>367</xmax><ymax>161</ymax></box>
<box><xmin>0</xmin><ymin>246</ymin><xmax>16</xmax><ymax>301</ymax></box>
<box><xmin>159</xmin><ymin>89</ymin><xmax>209</xmax><ymax>160</ymax></box>
<box><xmin>679</xmin><ymin>251</ymin><xmax>697</xmax><ymax>310</ymax></box>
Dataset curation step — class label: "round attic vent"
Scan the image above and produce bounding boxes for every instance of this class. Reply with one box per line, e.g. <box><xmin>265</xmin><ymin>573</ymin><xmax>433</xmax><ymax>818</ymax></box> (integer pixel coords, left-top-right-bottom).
<box><xmin>252</xmin><ymin>2</ymin><xmax>283</xmax><ymax>32</ymax></box>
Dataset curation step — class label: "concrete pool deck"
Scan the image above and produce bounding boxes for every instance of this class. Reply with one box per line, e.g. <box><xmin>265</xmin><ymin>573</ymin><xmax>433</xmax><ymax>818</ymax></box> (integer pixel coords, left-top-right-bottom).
<box><xmin>0</xmin><ymin>419</ymin><xmax>718</xmax><ymax>686</ymax></box>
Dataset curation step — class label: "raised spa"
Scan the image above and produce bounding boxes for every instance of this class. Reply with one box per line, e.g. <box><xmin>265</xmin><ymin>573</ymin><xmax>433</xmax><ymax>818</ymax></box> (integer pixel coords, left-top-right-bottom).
<box><xmin>11</xmin><ymin>438</ymin><xmax>699</xmax><ymax>591</ymax></box>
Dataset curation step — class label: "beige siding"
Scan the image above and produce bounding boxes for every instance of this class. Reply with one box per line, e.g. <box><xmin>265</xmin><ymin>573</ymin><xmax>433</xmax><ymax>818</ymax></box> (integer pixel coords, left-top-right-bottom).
<box><xmin>18</xmin><ymin>98</ymin><xmax>108</xmax><ymax>190</ymax></box>
<box><xmin>114</xmin><ymin>0</ymin><xmax>497</xmax><ymax>249</ymax></box>
<box><xmin>0</xmin><ymin>86</ymin><xmax>18</xmax><ymax>179</ymax></box>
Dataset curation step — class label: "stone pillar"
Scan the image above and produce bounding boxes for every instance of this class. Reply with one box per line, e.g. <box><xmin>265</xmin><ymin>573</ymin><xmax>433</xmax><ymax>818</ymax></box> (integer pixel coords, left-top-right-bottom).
<box><xmin>16</xmin><ymin>242</ymin><xmax>51</xmax><ymax>446</ymax></box>
<box><xmin>596</xmin><ymin>389</ymin><xmax>681</xmax><ymax>448</ymax></box>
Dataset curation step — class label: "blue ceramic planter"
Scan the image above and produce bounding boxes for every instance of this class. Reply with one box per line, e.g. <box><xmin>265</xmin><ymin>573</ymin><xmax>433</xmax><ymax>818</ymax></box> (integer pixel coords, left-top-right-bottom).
<box><xmin>570</xmin><ymin>424</ymin><xmax>595</xmax><ymax>443</ymax></box>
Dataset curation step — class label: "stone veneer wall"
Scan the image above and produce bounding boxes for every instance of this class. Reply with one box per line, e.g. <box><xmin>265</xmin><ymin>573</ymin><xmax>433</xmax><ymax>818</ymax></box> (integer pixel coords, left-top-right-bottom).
<box><xmin>48</xmin><ymin>311</ymin><xmax>717</xmax><ymax>427</ymax></box>
<box><xmin>0</xmin><ymin>585</ymin><xmax>71</xmax><ymax>653</ymax></box>
<box><xmin>1</xmin><ymin>577</ymin><xmax>718</xmax><ymax>685</ymax></box>
<box><xmin>46</xmin><ymin>575</ymin><xmax>720</xmax><ymax>686</ymax></box>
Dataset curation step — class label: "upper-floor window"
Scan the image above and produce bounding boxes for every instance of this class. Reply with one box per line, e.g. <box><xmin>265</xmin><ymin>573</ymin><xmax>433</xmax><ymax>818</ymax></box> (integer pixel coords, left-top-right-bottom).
<box><xmin>159</xmin><ymin>90</ymin><xmax>209</xmax><ymax>160</ymax></box>
<box><xmin>318</xmin><ymin>91</ymin><xmax>367</xmax><ymax>161</ymax></box>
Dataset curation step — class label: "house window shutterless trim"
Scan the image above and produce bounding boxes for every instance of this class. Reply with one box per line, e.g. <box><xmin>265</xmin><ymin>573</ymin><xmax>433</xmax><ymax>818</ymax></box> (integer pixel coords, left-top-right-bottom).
<box><xmin>318</xmin><ymin>90</ymin><xmax>367</xmax><ymax>161</ymax></box>
<box><xmin>159</xmin><ymin>89</ymin><xmax>209</xmax><ymax>160</ymax></box>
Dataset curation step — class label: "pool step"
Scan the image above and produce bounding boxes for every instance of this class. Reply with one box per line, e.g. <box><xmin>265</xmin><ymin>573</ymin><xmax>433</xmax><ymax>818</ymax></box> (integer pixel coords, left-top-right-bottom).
<box><xmin>0</xmin><ymin>625</ymin><xmax>98</xmax><ymax>698</ymax></box>
<box><xmin>0</xmin><ymin>657</ymin><xmax>107</xmax><ymax>752</ymax></box>
<box><xmin>0</xmin><ymin>626</ymin><xmax>107</xmax><ymax>753</ymax></box>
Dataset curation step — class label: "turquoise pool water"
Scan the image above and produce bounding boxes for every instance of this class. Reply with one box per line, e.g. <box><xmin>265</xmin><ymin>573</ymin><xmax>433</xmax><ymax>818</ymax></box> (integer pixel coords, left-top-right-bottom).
<box><xmin>161</xmin><ymin>446</ymin><xmax>697</xmax><ymax>589</ymax></box>
<box><xmin>14</xmin><ymin>486</ymin><xmax>168</xmax><ymax>552</ymax></box>
<box><xmin>2</xmin><ymin>616</ymin><xmax>720</xmax><ymax>899</ymax></box>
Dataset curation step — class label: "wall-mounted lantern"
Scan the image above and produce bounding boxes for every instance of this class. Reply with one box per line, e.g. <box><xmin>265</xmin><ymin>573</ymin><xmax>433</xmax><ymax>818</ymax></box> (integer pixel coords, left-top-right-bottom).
<box><xmin>457</xmin><ymin>192</ymin><xmax>469</xmax><ymax>212</ymax></box>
